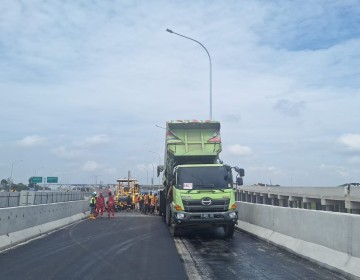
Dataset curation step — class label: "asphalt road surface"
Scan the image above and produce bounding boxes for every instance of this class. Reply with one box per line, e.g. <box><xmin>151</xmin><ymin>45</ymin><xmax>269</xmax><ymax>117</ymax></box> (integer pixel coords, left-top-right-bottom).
<box><xmin>0</xmin><ymin>212</ymin><xmax>187</xmax><ymax>280</ymax></box>
<box><xmin>0</xmin><ymin>211</ymin><xmax>348</xmax><ymax>280</ymax></box>
<box><xmin>174</xmin><ymin>228</ymin><xmax>348</xmax><ymax>280</ymax></box>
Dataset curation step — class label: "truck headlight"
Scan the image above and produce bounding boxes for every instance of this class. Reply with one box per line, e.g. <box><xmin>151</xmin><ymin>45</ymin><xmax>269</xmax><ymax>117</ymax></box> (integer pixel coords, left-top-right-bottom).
<box><xmin>229</xmin><ymin>212</ymin><xmax>237</xmax><ymax>219</ymax></box>
<box><xmin>176</xmin><ymin>213</ymin><xmax>185</xmax><ymax>219</ymax></box>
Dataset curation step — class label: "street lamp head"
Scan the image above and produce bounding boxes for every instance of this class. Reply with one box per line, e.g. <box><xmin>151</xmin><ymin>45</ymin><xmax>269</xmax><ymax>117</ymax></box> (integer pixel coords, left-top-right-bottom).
<box><xmin>155</xmin><ymin>124</ymin><xmax>166</xmax><ymax>130</ymax></box>
<box><xmin>165</xmin><ymin>28</ymin><xmax>213</xmax><ymax>120</ymax></box>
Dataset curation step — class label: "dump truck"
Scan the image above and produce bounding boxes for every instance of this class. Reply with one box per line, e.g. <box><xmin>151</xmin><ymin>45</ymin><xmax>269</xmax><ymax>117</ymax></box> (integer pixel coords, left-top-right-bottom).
<box><xmin>158</xmin><ymin>120</ymin><xmax>244</xmax><ymax>237</ymax></box>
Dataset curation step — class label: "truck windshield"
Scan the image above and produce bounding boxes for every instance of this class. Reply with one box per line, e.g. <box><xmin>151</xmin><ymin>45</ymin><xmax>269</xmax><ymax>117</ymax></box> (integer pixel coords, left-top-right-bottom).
<box><xmin>177</xmin><ymin>166</ymin><xmax>231</xmax><ymax>190</ymax></box>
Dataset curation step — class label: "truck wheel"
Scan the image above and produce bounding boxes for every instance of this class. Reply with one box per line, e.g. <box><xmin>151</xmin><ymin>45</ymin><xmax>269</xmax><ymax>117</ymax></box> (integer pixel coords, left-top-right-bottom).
<box><xmin>224</xmin><ymin>224</ymin><xmax>235</xmax><ymax>238</ymax></box>
<box><xmin>165</xmin><ymin>203</ymin><xmax>171</xmax><ymax>227</ymax></box>
<box><xmin>170</xmin><ymin>224</ymin><xmax>179</xmax><ymax>237</ymax></box>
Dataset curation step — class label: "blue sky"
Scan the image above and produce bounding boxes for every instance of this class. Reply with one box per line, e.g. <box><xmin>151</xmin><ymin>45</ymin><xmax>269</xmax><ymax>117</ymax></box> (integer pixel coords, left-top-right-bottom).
<box><xmin>1</xmin><ymin>0</ymin><xmax>360</xmax><ymax>187</ymax></box>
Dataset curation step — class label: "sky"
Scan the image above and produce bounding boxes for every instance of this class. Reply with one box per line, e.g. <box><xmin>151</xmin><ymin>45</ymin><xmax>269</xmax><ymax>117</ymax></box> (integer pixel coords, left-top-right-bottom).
<box><xmin>1</xmin><ymin>0</ymin><xmax>360</xmax><ymax>187</ymax></box>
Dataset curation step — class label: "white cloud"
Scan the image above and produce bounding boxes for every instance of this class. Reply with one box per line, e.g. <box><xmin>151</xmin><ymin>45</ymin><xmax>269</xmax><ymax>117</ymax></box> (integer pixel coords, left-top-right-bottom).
<box><xmin>319</xmin><ymin>163</ymin><xmax>349</xmax><ymax>177</ymax></box>
<box><xmin>136</xmin><ymin>164</ymin><xmax>148</xmax><ymax>172</ymax></box>
<box><xmin>248</xmin><ymin>165</ymin><xmax>284</xmax><ymax>175</ymax></box>
<box><xmin>51</xmin><ymin>146</ymin><xmax>82</xmax><ymax>159</ymax></box>
<box><xmin>274</xmin><ymin>99</ymin><xmax>306</xmax><ymax>117</ymax></box>
<box><xmin>82</xmin><ymin>161</ymin><xmax>100</xmax><ymax>172</ymax></box>
<box><xmin>337</xmin><ymin>169</ymin><xmax>350</xmax><ymax>177</ymax></box>
<box><xmin>103</xmin><ymin>167</ymin><xmax>117</xmax><ymax>174</ymax></box>
<box><xmin>338</xmin><ymin>134</ymin><xmax>360</xmax><ymax>151</ymax></box>
<box><xmin>348</xmin><ymin>156</ymin><xmax>360</xmax><ymax>164</ymax></box>
<box><xmin>227</xmin><ymin>144</ymin><xmax>253</xmax><ymax>156</ymax></box>
<box><xmin>1</xmin><ymin>1</ymin><xmax>360</xmax><ymax>186</ymax></box>
<box><xmin>84</xmin><ymin>134</ymin><xmax>110</xmax><ymax>145</ymax></box>
<box><xmin>319</xmin><ymin>164</ymin><xmax>336</xmax><ymax>171</ymax></box>
<box><xmin>16</xmin><ymin>135</ymin><xmax>46</xmax><ymax>147</ymax></box>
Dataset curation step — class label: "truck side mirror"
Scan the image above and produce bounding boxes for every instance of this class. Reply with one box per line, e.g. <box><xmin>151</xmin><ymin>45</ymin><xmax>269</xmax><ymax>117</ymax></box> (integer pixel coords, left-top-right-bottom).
<box><xmin>236</xmin><ymin>177</ymin><xmax>243</xmax><ymax>186</ymax></box>
<box><xmin>234</xmin><ymin>167</ymin><xmax>245</xmax><ymax>177</ymax></box>
<box><xmin>157</xmin><ymin>165</ymin><xmax>164</xmax><ymax>177</ymax></box>
<box><xmin>238</xmin><ymin>168</ymin><xmax>245</xmax><ymax>177</ymax></box>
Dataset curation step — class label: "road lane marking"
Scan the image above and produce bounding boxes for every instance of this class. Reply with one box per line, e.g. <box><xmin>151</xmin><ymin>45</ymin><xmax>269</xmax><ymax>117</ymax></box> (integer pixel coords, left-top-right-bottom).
<box><xmin>174</xmin><ymin>237</ymin><xmax>214</xmax><ymax>280</ymax></box>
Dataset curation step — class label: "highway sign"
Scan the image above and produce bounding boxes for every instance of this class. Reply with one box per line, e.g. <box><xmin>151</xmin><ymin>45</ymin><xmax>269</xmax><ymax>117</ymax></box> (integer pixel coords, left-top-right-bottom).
<box><xmin>47</xmin><ymin>177</ymin><xmax>58</xmax><ymax>183</ymax></box>
<box><xmin>30</xmin><ymin>177</ymin><xmax>43</xmax><ymax>183</ymax></box>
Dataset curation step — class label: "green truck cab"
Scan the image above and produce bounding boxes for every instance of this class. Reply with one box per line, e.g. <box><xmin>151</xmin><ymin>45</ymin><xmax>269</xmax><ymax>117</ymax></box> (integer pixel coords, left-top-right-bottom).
<box><xmin>158</xmin><ymin>120</ymin><xmax>245</xmax><ymax>237</ymax></box>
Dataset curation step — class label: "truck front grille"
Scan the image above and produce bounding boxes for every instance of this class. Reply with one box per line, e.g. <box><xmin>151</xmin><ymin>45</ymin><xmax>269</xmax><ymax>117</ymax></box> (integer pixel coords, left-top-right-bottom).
<box><xmin>182</xmin><ymin>198</ymin><xmax>230</xmax><ymax>212</ymax></box>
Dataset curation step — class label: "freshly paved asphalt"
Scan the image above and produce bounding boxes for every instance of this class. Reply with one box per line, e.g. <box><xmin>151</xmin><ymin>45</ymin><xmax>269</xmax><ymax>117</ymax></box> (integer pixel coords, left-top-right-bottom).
<box><xmin>0</xmin><ymin>211</ymin><xmax>349</xmax><ymax>280</ymax></box>
<box><xmin>0</xmin><ymin>212</ymin><xmax>187</xmax><ymax>280</ymax></box>
<box><xmin>175</xmin><ymin>228</ymin><xmax>348</xmax><ymax>280</ymax></box>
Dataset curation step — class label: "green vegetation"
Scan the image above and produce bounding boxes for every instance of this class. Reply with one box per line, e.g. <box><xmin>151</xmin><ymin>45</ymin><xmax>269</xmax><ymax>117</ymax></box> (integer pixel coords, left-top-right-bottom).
<box><xmin>1</xmin><ymin>178</ymin><xmax>32</xmax><ymax>192</ymax></box>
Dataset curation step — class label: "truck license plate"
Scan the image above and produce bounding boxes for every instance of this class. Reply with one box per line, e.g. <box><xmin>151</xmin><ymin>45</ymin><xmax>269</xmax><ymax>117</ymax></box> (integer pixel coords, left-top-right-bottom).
<box><xmin>201</xmin><ymin>214</ymin><xmax>214</xmax><ymax>218</ymax></box>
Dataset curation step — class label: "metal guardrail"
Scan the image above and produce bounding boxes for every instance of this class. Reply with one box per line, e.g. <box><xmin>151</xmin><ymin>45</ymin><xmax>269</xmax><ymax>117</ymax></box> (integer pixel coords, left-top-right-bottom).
<box><xmin>0</xmin><ymin>192</ymin><xmax>20</xmax><ymax>208</ymax></box>
<box><xmin>237</xmin><ymin>185</ymin><xmax>360</xmax><ymax>214</ymax></box>
<box><xmin>0</xmin><ymin>191</ymin><xmax>87</xmax><ymax>208</ymax></box>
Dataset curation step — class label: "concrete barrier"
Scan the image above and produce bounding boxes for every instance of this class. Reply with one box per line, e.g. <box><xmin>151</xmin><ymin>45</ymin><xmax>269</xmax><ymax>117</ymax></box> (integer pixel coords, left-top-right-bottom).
<box><xmin>19</xmin><ymin>190</ymin><xmax>85</xmax><ymax>206</ymax></box>
<box><xmin>236</xmin><ymin>202</ymin><xmax>360</xmax><ymax>279</ymax></box>
<box><xmin>0</xmin><ymin>200</ymin><xmax>89</xmax><ymax>251</ymax></box>
<box><xmin>0</xmin><ymin>192</ymin><xmax>20</xmax><ymax>208</ymax></box>
<box><xmin>0</xmin><ymin>191</ymin><xmax>86</xmax><ymax>208</ymax></box>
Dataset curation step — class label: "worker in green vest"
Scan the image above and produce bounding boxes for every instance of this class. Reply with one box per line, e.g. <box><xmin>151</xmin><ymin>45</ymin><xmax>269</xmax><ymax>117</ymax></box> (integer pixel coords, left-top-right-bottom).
<box><xmin>89</xmin><ymin>192</ymin><xmax>97</xmax><ymax>220</ymax></box>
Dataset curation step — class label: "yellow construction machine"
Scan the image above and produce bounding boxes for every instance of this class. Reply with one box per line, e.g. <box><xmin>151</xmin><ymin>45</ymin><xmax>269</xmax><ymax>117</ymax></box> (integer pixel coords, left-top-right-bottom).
<box><xmin>115</xmin><ymin>178</ymin><xmax>140</xmax><ymax>210</ymax></box>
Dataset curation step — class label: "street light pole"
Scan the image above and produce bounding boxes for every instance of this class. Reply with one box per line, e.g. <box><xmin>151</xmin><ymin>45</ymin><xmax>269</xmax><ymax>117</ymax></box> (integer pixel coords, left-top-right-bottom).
<box><xmin>9</xmin><ymin>160</ymin><xmax>22</xmax><ymax>191</ymax></box>
<box><xmin>149</xmin><ymin>151</ymin><xmax>161</xmax><ymax>186</ymax></box>
<box><xmin>149</xmin><ymin>150</ymin><xmax>161</xmax><ymax>165</ymax></box>
<box><xmin>34</xmin><ymin>166</ymin><xmax>44</xmax><ymax>176</ymax></box>
<box><xmin>166</xmin><ymin>28</ymin><xmax>212</xmax><ymax>120</ymax></box>
<box><xmin>95</xmin><ymin>175</ymin><xmax>99</xmax><ymax>189</ymax></box>
<box><xmin>151</xmin><ymin>164</ymin><xmax>155</xmax><ymax>186</ymax></box>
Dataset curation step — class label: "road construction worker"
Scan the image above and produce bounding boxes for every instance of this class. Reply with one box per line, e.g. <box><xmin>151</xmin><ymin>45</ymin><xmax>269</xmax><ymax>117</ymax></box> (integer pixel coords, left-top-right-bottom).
<box><xmin>149</xmin><ymin>192</ymin><xmax>155</xmax><ymax>214</ymax></box>
<box><xmin>107</xmin><ymin>191</ymin><xmax>115</xmax><ymax>218</ymax></box>
<box><xmin>89</xmin><ymin>192</ymin><xmax>97</xmax><ymax>220</ymax></box>
<box><xmin>143</xmin><ymin>192</ymin><xmax>149</xmax><ymax>215</ymax></box>
<box><xmin>126</xmin><ymin>194</ymin><xmax>132</xmax><ymax>212</ymax></box>
<box><xmin>139</xmin><ymin>194</ymin><xmax>144</xmax><ymax>213</ymax></box>
<box><xmin>155</xmin><ymin>193</ymin><xmax>159</xmax><ymax>213</ymax></box>
<box><xmin>96</xmin><ymin>192</ymin><xmax>105</xmax><ymax>217</ymax></box>
<box><xmin>134</xmin><ymin>193</ymin><xmax>140</xmax><ymax>211</ymax></box>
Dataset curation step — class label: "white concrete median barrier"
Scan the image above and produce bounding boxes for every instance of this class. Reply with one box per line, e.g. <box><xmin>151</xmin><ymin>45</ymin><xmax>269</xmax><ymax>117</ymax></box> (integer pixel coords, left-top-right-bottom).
<box><xmin>236</xmin><ymin>202</ymin><xmax>360</xmax><ymax>279</ymax></box>
<box><xmin>0</xmin><ymin>200</ymin><xmax>88</xmax><ymax>251</ymax></box>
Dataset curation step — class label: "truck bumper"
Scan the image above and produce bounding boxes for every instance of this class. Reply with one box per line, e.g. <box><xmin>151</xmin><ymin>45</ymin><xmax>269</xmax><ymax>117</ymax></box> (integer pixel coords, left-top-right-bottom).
<box><xmin>172</xmin><ymin>210</ymin><xmax>238</xmax><ymax>227</ymax></box>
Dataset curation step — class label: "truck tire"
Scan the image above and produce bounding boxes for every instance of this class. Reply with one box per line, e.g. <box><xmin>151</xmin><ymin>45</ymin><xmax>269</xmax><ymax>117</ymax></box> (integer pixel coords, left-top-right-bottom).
<box><xmin>224</xmin><ymin>224</ymin><xmax>235</xmax><ymax>238</ymax></box>
<box><xmin>170</xmin><ymin>223</ymin><xmax>179</xmax><ymax>237</ymax></box>
<box><xmin>165</xmin><ymin>203</ymin><xmax>171</xmax><ymax>227</ymax></box>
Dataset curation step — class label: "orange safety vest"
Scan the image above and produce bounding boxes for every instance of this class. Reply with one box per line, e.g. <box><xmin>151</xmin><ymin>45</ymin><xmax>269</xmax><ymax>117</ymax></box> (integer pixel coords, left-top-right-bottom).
<box><xmin>97</xmin><ymin>196</ymin><xmax>105</xmax><ymax>206</ymax></box>
<box><xmin>150</xmin><ymin>195</ymin><xmax>155</xmax><ymax>206</ymax></box>
<box><xmin>108</xmin><ymin>196</ymin><xmax>114</xmax><ymax>207</ymax></box>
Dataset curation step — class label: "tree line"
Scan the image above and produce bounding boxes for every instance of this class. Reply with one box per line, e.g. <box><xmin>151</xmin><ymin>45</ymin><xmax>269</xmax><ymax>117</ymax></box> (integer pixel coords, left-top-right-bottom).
<box><xmin>0</xmin><ymin>178</ymin><xmax>45</xmax><ymax>192</ymax></box>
